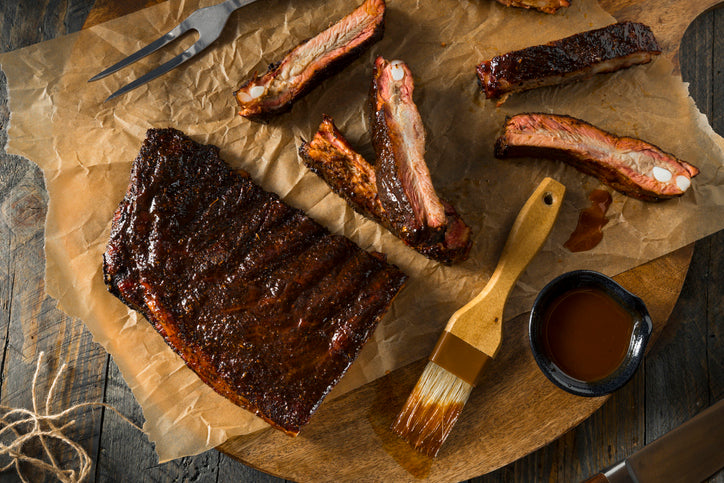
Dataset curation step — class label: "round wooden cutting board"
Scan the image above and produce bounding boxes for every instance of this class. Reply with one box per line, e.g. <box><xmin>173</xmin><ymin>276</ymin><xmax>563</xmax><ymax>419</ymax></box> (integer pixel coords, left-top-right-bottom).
<box><xmin>83</xmin><ymin>0</ymin><xmax>718</xmax><ymax>481</ymax></box>
<box><xmin>217</xmin><ymin>249</ymin><xmax>694</xmax><ymax>483</ymax></box>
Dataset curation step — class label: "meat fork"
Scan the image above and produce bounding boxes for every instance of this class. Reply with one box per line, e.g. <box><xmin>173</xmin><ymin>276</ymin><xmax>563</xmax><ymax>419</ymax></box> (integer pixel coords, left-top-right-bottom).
<box><xmin>89</xmin><ymin>0</ymin><xmax>260</xmax><ymax>102</ymax></box>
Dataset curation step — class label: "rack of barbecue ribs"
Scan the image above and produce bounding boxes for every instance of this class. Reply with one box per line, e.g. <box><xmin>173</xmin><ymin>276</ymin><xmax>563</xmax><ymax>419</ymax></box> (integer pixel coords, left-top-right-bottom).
<box><xmin>103</xmin><ymin>128</ymin><xmax>407</xmax><ymax>434</ymax></box>
<box><xmin>476</xmin><ymin>22</ymin><xmax>661</xmax><ymax>102</ymax></box>
<box><xmin>495</xmin><ymin>113</ymin><xmax>699</xmax><ymax>201</ymax></box>
<box><xmin>299</xmin><ymin>58</ymin><xmax>472</xmax><ymax>265</ymax></box>
<box><xmin>235</xmin><ymin>0</ymin><xmax>386</xmax><ymax>122</ymax></box>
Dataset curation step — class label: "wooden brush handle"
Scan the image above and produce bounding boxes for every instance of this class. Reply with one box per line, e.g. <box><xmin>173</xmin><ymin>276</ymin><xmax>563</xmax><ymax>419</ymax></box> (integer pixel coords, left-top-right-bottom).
<box><xmin>446</xmin><ymin>177</ymin><xmax>565</xmax><ymax>357</ymax></box>
<box><xmin>486</xmin><ymin>177</ymin><xmax>566</xmax><ymax>297</ymax></box>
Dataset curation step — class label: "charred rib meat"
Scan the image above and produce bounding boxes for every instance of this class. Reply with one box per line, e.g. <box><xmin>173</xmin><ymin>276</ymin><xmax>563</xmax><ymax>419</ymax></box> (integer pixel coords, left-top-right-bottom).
<box><xmin>370</xmin><ymin>57</ymin><xmax>448</xmax><ymax>247</ymax></box>
<box><xmin>495</xmin><ymin>113</ymin><xmax>699</xmax><ymax>201</ymax></box>
<box><xmin>477</xmin><ymin>22</ymin><xmax>660</xmax><ymax>101</ymax></box>
<box><xmin>103</xmin><ymin>128</ymin><xmax>406</xmax><ymax>435</ymax></box>
<box><xmin>495</xmin><ymin>0</ymin><xmax>570</xmax><ymax>14</ymax></box>
<box><xmin>300</xmin><ymin>115</ymin><xmax>385</xmax><ymax>223</ymax></box>
<box><xmin>298</xmin><ymin>58</ymin><xmax>472</xmax><ymax>264</ymax></box>
<box><xmin>299</xmin><ymin>115</ymin><xmax>471</xmax><ymax>264</ymax></box>
<box><xmin>235</xmin><ymin>0</ymin><xmax>385</xmax><ymax>122</ymax></box>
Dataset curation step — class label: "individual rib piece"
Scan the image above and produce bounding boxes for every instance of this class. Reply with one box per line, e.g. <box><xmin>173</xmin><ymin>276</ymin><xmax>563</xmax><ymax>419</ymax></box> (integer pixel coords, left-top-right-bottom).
<box><xmin>300</xmin><ymin>115</ymin><xmax>384</xmax><ymax>223</ymax></box>
<box><xmin>495</xmin><ymin>113</ymin><xmax>699</xmax><ymax>201</ymax></box>
<box><xmin>235</xmin><ymin>0</ymin><xmax>385</xmax><ymax>122</ymax></box>
<box><xmin>300</xmin><ymin>115</ymin><xmax>472</xmax><ymax>264</ymax></box>
<box><xmin>103</xmin><ymin>128</ymin><xmax>407</xmax><ymax>435</ymax></box>
<box><xmin>371</xmin><ymin>57</ymin><xmax>449</xmax><ymax>245</ymax></box>
<box><xmin>495</xmin><ymin>0</ymin><xmax>570</xmax><ymax>14</ymax></box>
<box><xmin>476</xmin><ymin>22</ymin><xmax>660</xmax><ymax>101</ymax></box>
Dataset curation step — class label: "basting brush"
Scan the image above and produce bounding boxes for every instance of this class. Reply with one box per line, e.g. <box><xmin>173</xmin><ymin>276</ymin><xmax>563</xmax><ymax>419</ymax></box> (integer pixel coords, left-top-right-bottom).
<box><xmin>392</xmin><ymin>177</ymin><xmax>565</xmax><ymax>457</ymax></box>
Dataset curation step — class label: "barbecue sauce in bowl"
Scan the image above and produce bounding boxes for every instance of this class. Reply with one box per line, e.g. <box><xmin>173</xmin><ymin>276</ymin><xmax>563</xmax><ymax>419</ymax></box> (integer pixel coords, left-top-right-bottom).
<box><xmin>541</xmin><ymin>288</ymin><xmax>632</xmax><ymax>382</ymax></box>
<box><xmin>529</xmin><ymin>270</ymin><xmax>652</xmax><ymax>397</ymax></box>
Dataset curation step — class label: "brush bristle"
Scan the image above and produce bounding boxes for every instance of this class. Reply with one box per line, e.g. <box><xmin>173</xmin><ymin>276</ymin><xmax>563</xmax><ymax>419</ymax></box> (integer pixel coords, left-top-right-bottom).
<box><xmin>391</xmin><ymin>361</ymin><xmax>473</xmax><ymax>457</ymax></box>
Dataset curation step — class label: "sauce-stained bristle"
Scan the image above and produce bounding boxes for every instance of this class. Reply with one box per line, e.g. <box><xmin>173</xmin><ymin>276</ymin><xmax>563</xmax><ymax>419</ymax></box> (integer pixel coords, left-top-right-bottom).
<box><xmin>391</xmin><ymin>361</ymin><xmax>473</xmax><ymax>457</ymax></box>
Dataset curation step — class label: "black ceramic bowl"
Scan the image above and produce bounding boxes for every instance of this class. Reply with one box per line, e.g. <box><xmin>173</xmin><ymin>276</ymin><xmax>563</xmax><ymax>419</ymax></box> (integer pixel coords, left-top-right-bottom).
<box><xmin>529</xmin><ymin>270</ymin><xmax>652</xmax><ymax>397</ymax></box>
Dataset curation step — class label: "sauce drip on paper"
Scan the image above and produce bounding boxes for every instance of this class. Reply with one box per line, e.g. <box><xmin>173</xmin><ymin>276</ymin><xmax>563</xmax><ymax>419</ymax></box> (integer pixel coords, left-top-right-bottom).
<box><xmin>564</xmin><ymin>189</ymin><xmax>612</xmax><ymax>252</ymax></box>
<box><xmin>542</xmin><ymin>288</ymin><xmax>633</xmax><ymax>382</ymax></box>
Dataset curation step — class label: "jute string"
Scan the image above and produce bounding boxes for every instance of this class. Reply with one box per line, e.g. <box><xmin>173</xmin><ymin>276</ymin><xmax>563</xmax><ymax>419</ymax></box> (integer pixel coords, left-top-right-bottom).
<box><xmin>0</xmin><ymin>352</ymin><xmax>143</xmax><ymax>483</ymax></box>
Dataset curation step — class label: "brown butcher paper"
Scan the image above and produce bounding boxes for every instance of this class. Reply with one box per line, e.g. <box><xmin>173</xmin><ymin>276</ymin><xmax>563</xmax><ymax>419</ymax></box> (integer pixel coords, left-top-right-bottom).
<box><xmin>1</xmin><ymin>0</ymin><xmax>722</xmax><ymax>462</ymax></box>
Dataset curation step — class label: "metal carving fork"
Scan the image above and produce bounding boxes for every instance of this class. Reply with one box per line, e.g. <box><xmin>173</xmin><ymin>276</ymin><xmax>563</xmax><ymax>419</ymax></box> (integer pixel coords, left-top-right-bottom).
<box><xmin>89</xmin><ymin>0</ymin><xmax>260</xmax><ymax>102</ymax></box>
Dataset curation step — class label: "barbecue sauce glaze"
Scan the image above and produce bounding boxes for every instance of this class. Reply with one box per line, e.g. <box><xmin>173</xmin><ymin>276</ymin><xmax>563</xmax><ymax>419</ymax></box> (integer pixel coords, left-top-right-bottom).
<box><xmin>541</xmin><ymin>287</ymin><xmax>633</xmax><ymax>381</ymax></box>
<box><xmin>564</xmin><ymin>189</ymin><xmax>612</xmax><ymax>252</ymax></box>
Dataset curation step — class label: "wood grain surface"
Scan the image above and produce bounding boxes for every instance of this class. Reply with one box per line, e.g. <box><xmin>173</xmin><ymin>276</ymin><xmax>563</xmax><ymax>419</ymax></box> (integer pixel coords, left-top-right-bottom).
<box><xmin>0</xmin><ymin>0</ymin><xmax>721</xmax><ymax>481</ymax></box>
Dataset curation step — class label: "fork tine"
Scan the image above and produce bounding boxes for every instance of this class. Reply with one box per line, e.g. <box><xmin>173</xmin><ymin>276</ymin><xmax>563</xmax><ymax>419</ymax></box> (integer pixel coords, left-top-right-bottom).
<box><xmin>103</xmin><ymin>41</ymin><xmax>206</xmax><ymax>102</ymax></box>
<box><xmin>89</xmin><ymin>22</ymin><xmax>190</xmax><ymax>82</ymax></box>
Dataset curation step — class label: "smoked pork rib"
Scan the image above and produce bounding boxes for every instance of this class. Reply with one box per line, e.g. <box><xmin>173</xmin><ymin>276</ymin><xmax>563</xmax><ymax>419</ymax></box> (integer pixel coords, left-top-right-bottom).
<box><xmin>476</xmin><ymin>22</ymin><xmax>660</xmax><ymax>101</ymax></box>
<box><xmin>235</xmin><ymin>0</ymin><xmax>385</xmax><ymax>122</ymax></box>
<box><xmin>300</xmin><ymin>115</ymin><xmax>471</xmax><ymax>264</ymax></box>
<box><xmin>371</xmin><ymin>57</ymin><xmax>445</xmax><ymax>247</ymax></box>
<box><xmin>495</xmin><ymin>113</ymin><xmax>699</xmax><ymax>201</ymax></box>
<box><xmin>370</xmin><ymin>57</ymin><xmax>472</xmax><ymax>260</ymax></box>
<box><xmin>495</xmin><ymin>0</ymin><xmax>570</xmax><ymax>14</ymax></box>
<box><xmin>300</xmin><ymin>115</ymin><xmax>385</xmax><ymax>223</ymax></box>
<box><xmin>103</xmin><ymin>128</ymin><xmax>407</xmax><ymax>434</ymax></box>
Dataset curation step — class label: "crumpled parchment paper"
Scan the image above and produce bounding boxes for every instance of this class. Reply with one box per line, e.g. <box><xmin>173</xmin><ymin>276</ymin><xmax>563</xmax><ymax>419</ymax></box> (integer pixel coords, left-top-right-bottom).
<box><xmin>0</xmin><ymin>0</ymin><xmax>722</xmax><ymax>462</ymax></box>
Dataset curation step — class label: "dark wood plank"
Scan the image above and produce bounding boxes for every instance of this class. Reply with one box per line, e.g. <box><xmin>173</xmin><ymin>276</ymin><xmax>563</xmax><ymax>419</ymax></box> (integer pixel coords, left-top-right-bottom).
<box><xmin>696</xmin><ymin>231</ymin><xmax>724</xmax><ymax>483</ymax></box>
<box><xmin>0</xmin><ymin>152</ymin><xmax>109</xmax><ymax>482</ymax></box>
<box><xmin>0</xmin><ymin>2</ymin><xmax>108</xmax><ymax>481</ymax></box>
<box><xmin>680</xmin><ymin>5</ymin><xmax>714</xmax><ymax>117</ymax></box>
<box><xmin>94</xmin><ymin>357</ymin><xmax>153</xmax><ymax>481</ymax></box>
<box><xmin>713</xmin><ymin>8</ymin><xmax>724</xmax><ymax>137</ymax></box>
<box><xmin>0</xmin><ymin>1</ymin><xmax>93</xmax><ymax>53</ymax></box>
<box><xmin>707</xmin><ymin>230</ymin><xmax>724</xmax><ymax>403</ymax></box>
<box><xmin>95</xmin><ymin>357</ymin><xmax>224</xmax><ymax>482</ymax></box>
<box><xmin>645</xmin><ymin>239</ymin><xmax>711</xmax><ymax>429</ymax></box>
<box><xmin>707</xmin><ymin>16</ymin><xmax>724</xmax><ymax>482</ymax></box>
<box><xmin>0</xmin><ymin>72</ymin><xmax>18</xmax><ymax>393</ymax></box>
<box><xmin>217</xmin><ymin>450</ymin><xmax>287</xmax><ymax>483</ymax></box>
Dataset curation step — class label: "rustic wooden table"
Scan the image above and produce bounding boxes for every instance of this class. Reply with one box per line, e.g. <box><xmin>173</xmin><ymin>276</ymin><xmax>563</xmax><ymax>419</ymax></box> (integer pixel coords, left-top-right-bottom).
<box><xmin>0</xmin><ymin>1</ymin><xmax>722</xmax><ymax>482</ymax></box>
